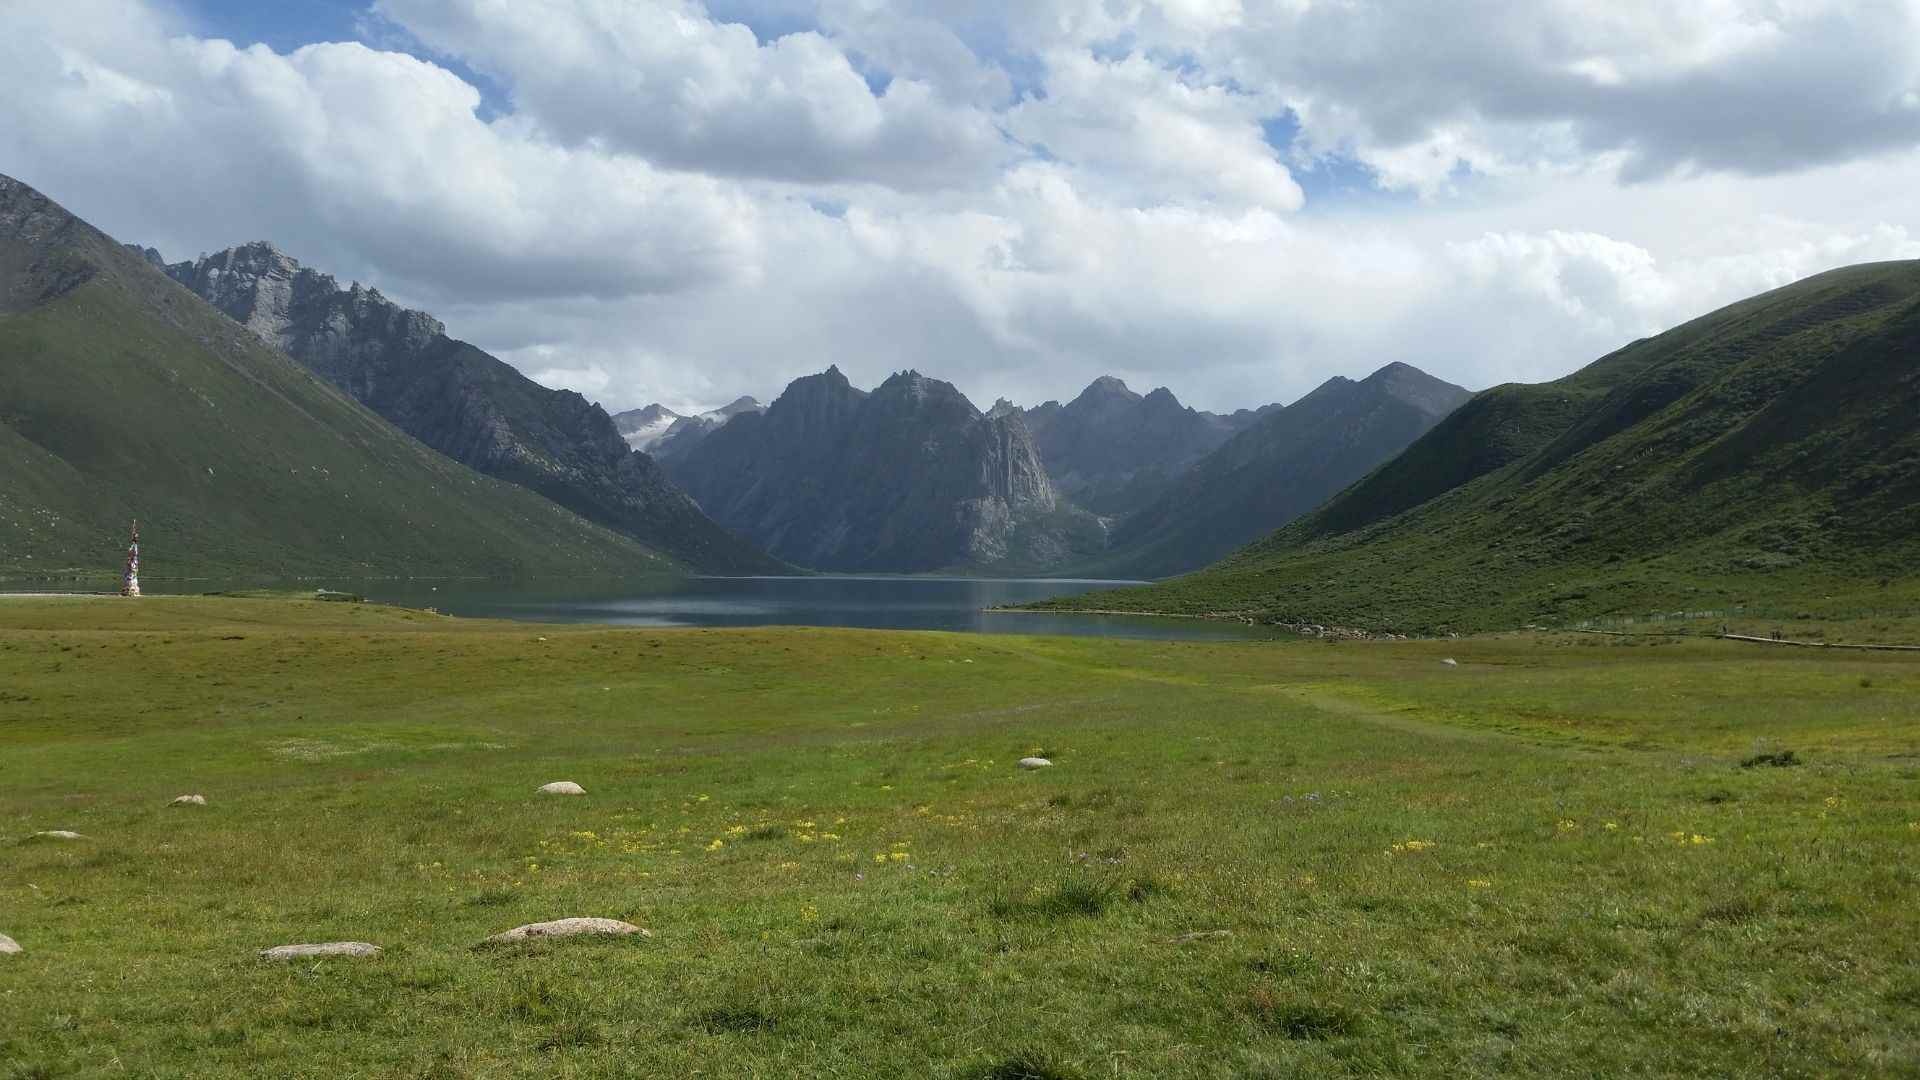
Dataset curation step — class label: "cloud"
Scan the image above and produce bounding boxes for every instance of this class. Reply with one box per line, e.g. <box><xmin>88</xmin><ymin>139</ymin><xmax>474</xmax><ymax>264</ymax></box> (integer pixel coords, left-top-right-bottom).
<box><xmin>372</xmin><ymin>0</ymin><xmax>1016</xmax><ymax>189</ymax></box>
<box><xmin>2</xmin><ymin>0</ymin><xmax>1918</xmax><ymax>421</ymax></box>
<box><xmin>1215</xmin><ymin>0</ymin><xmax>1920</xmax><ymax>190</ymax></box>
<box><xmin>1004</xmin><ymin>49</ymin><xmax>1303</xmax><ymax>210</ymax></box>
<box><xmin>0</xmin><ymin>0</ymin><xmax>756</xmax><ymax>303</ymax></box>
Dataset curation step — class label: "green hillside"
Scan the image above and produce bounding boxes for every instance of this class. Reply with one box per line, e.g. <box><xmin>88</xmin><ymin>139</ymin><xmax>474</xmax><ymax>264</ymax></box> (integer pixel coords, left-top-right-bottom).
<box><xmin>0</xmin><ymin>177</ymin><xmax>676</xmax><ymax>582</ymax></box>
<box><xmin>1036</xmin><ymin>261</ymin><xmax>1920</xmax><ymax>632</ymax></box>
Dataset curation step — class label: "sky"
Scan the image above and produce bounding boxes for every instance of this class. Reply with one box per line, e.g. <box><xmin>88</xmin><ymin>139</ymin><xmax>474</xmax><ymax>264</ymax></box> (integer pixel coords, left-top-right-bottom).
<box><xmin>4</xmin><ymin>1</ymin><xmax>1919</xmax><ymax>416</ymax></box>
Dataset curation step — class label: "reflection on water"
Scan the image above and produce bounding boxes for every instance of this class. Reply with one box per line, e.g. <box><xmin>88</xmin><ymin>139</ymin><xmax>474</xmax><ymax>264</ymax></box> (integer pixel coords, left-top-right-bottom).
<box><xmin>345</xmin><ymin>575</ymin><xmax>1276</xmax><ymax>641</ymax></box>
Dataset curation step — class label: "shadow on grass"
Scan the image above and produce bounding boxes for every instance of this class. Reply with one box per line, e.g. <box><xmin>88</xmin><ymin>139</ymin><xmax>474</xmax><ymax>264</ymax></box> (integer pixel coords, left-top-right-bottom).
<box><xmin>987</xmin><ymin>873</ymin><xmax>1169</xmax><ymax>921</ymax></box>
<box><xmin>969</xmin><ymin>1050</ymin><xmax>1084</xmax><ymax>1080</ymax></box>
<box><xmin>694</xmin><ymin>1004</ymin><xmax>779</xmax><ymax>1035</ymax></box>
<box><xmin>1246</xmin><ymin>988</ymin><xmax>1361</xmax><ymax>1040</ymax></box>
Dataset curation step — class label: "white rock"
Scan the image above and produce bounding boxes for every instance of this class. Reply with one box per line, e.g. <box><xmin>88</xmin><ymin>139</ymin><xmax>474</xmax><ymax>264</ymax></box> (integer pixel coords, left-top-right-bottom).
<box><xmin>484</xmin><ymin>918</ymin><xmax>649</xmax><ymax>945</ymax></box>
<box><xmin>260</xmin><ymin>942</ymin><xmax>382</xmax><ymax>961</ymax></box>
<box><xmin>1017</xmin><ymin>757</ymin><xmax>1053</xmax><ymax>770</ymax></box>
<box><xmin>30</xmin><ymin>830</ymin><xmax>85</xmax><ymax>841</ymax></box>
<box><xmin>170</xmin><ymin>794</ymin><xmax>208</xmax><ymax>807</ymax></box>
<box><xmin>1441</xmin><ymin>658</ymin><xmax>1459</xmax><ymax>667</ymax></box>
<box><xmin>538</xmin><ymin>781</ymin><xmax>586</xmax><ymax>796</ymax></box>
<box><xmin>0</xmin><ymin>934</ymin><xmax>20</xmax><ymax>956</ymax></box>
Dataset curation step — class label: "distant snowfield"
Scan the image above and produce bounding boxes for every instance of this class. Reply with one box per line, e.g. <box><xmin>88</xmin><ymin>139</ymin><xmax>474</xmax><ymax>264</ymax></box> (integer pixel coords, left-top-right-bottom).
<box><xmin>619</xmin><ymin>412</ymin><xmax>681</xmax><ymax>451</ymax></box>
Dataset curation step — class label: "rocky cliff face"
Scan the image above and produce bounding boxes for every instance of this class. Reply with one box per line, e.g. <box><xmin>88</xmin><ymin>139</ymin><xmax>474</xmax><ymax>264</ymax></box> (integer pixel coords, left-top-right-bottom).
<box><xmin>164</xmin><ymin>243</ymin><xmax>783</xmax><ymax>574</ymax></box>
<box><xmin>664</xmin><ymin>368</ymin><xmax>1097</xmax><ymax>572</ymax></box>
<box><xmin>1018</xmin><ymin>376</ymin><xmax>1271</xmax><ymax>517</ymax></box>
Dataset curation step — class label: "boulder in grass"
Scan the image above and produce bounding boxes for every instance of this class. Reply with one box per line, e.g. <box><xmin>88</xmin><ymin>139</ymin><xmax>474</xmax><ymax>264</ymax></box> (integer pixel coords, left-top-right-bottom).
<box><xmin>0</xmin><ymin>934</ymin><xmax>20</xmax><ymax>956</ymax></box>
<box><xmin>260</xmin><ymin>942</ymin><xmax>382</xmax><ymax>961</ymax></box>
<box><xmin>30</xmin><ymin>830</ymin><xmax>85</xmax><ymax>841</ymax></box>
<box><xmin>484</xmin><ymin>918</ymin><xmax>648</xmax><ymax>946</ymax></box>
<box><xmin>538</xmin><ymin>781</ymin><xmax>586</xmax><ymax>796</ymax></box>
<box><xmin>1441</xmin><ymin>658</ymin><xmax>1459</xmax><ymax>667</ymax></box>
<box><xmin>170</xmin><ymin>794</ymin><xmax>208</xmax><ymax>807</ymax></box>
<box><xmin>1017</xmin><ymin>757</ymin><xmax>1053</xmax><ymax>770</ymax></box>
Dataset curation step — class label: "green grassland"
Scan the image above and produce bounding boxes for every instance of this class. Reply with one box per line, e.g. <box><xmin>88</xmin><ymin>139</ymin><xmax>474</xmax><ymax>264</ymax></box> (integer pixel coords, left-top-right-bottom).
<box><xmin>2</xmin><ymin>597</ymin><xmax>1918</xmax><ymax>1077</ymax></box>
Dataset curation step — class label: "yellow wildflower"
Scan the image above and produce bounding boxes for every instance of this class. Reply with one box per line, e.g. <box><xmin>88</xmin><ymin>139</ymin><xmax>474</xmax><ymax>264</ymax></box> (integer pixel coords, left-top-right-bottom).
<box><xmin>1556</xmin><ymin>819</ymin><xmax>1578</xmax><ymax>832</ymax></box>
<box><xmin>1603</xmin><ymin>822</ymin><xmax>1620</xmax><ymax>832</ymax></box>
<box><xmin>706</xmin><ymin>839</ymin><xmax>725</xmax><ymax>852</ymax></box>
<box><xmin>874</xmin><ymin>852</ymin><xmax>889</xmax><ymax>864</ymax></box>
<box><xmin>1467</xmin><ymin>879</ymin><xmax>1493</xmax><ymax>889</ymax></box>
<box><xmin>800</xmin><ymin>905</ymin><xmax>819</xmax><ymax>921</ymax></box>
<box><xmin>889</xmin><ymin>852</ymin><xmax>909</xmax><ymax>862</ymax></box>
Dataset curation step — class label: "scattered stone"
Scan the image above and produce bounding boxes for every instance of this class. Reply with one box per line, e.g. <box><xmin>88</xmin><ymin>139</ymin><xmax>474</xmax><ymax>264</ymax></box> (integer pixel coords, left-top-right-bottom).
<box><xmin>1441</xmin><ymin>658</ymin><xmax>1459</xmax><ymax>667</ymax></box>
<box><xmin>170</xmin><ymin>794</ymin><xmax>208</xmax><ymax>807</ymax></box>
<box><xmin>0</xmin><ymin>934</ymin><xmax>20</xmax><ymax>956</ymax></box>
<box><xmin>538</xmin><ymin>781</ymin><xmax>586</xmax><ymax>796</ymax></box>
<box><xmin>260</xmin><ymin>942</ymin><xmax>382</xmax><ymax>961</ymax></box>
<box><xmin>484</xmin><ymin>918</ymin><xmax>649</xmax><ymax>946</ymax></box>
<box><xmin>30</xmin><ymin>830</ymin><xmax>85</xmax><ymax>841</ymax></box>
<box><xmin>1169</xmin><ymin>930</ymin><xmax>1233</xmax><ymax>944</ymax></box>
<box><xmin>1016</xmin><ymin>757</ymin><xmax>1053</xmax><ymax>770</ymax></box>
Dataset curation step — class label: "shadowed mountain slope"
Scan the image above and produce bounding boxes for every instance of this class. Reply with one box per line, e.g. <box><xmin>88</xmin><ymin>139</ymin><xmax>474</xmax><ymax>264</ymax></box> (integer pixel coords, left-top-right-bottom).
<box><xmin>1017</xmin><ymin>377</ymin><xmax>1268</xmax><ymax>517</ymax></box>
<box><xmin>664</xmin><ymin>368</ymin><xmax>1104</xmax><ymax>572</ymax></box>
<box><xmin>1081</xmin><ymin>363</ymin><xmax>1470</xmax><ymax>578</ymax></box>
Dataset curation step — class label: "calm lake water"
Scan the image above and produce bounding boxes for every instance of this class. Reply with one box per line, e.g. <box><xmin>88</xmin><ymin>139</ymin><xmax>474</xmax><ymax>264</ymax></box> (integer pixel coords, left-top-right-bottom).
<box><xmin>334</xmin><ymin>576</ymin><xmax>1276</xmax><ymax>641</ymax></box>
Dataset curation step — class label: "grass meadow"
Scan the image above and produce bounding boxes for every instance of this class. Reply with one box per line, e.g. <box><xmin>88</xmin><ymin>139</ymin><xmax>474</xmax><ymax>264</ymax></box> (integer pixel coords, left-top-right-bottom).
<box><xmin>2</xmin><ymin>596</ymin><xmax>1917</xmax><ymax>1077</ymax></box>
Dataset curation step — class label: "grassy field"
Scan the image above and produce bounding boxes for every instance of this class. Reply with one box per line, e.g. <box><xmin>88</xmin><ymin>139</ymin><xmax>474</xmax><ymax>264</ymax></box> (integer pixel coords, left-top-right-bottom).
<box><xmin>2</xmin><ymin>597</ymin><xmax>1918</xmax><ymax>1078</ymax></box>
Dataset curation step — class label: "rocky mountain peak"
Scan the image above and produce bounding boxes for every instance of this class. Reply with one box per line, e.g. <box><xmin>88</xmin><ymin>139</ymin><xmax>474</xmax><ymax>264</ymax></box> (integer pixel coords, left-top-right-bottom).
<box><xmin>873</xmin><ymin>369</ymin><xmax>980</xmax><ymax>419</ymax></box>
<box><xmin>164</xmin><ymin>243</ymin><xmax>444</xmax><ymax>353</ymax></box>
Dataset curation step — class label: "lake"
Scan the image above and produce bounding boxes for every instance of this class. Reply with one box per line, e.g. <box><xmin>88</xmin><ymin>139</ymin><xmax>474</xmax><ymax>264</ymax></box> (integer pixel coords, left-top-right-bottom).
<box><xmin>337</xmin><ymin>576</ymin><xmax>1275</xmax><ymax>641</ymax></box>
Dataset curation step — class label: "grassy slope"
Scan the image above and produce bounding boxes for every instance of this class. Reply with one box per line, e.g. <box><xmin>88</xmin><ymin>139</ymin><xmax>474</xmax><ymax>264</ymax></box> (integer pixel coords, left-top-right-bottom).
<box><xmin>2</xmin><ymin>597</ymin><xmax>1917</xmax><ymax>1077</ymax></box>
<box><xmin>0</xmin><ymin>277</ymin><xmax>676</xmax><ymax>583</ymax></box>
<box><xmin>1040</xmin><ymin>262</ymin><xmax>1920</xmax><ymax>632</ymax></box>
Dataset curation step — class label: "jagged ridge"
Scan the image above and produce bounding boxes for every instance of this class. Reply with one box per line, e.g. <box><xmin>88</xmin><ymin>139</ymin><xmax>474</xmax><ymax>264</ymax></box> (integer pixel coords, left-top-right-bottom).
<box><xmin>164</xmin><ymin>243</ymin><xmax>784</xmax><ymax>575</ymax></box>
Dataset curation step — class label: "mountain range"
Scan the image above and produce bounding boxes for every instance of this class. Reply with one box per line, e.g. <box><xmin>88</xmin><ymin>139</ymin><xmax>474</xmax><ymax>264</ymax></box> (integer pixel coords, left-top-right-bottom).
<box><xmin>0</xmin><ymin>174</ymin><xmax>671</xmax><ymax>580</ymax></box>
<box><xmin>1087</xmin><ymin>362</ymin><xmax>1471</xmax><ymax>578</ymax></box>
<box><xmin>161</xmin><ymin>243</ymin><xmax>782</xmax><ymax>574</ymax></box>
<box><xmin>1011</xmin><ymin>377</ymin><xmax>1272</xmax><ymax>517</ymax></box>
<box><xmin>661</xmin><ymin>367</ymin><xmax>1104</xmax><ymax>572</ymax></box>
<box><xmin>635</xmin><ymin>398</ymin><xmax>765</xmax><ymax>461</ymax></box>
<box><xmin>1039</xmin><ymin>260</ymin><xmax>1920</xmax><ymax>630</ymax></box>
<box><xmin>651</xmin><ymin>365</ymin><xmax>1464</xmax><ymax>577</ymax></box>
